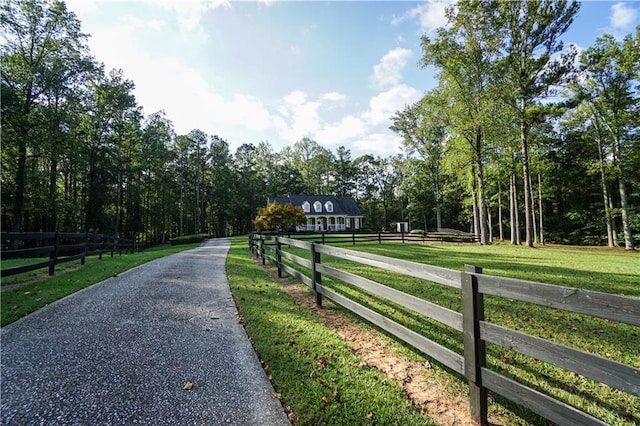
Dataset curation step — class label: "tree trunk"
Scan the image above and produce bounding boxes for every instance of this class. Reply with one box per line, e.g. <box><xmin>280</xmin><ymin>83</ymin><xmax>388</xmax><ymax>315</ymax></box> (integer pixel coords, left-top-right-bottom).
<box><xmin>538</xmin><ymin>173</ymin><xmax>544</xmax><ymax>246</ymax></box>
<box><xmin>529</xmin><ymin>173</ymin><xmax>537</xmax><ymax>243</ymax></box>
<box><xmin>520</xmin><ymin>114</ymin><xmax>534</xmax><ymax>247</ymax></box>
<box><xmin>476</xmin><ymin>156</ymin><xmax>489</xmax><ymax>244</ymax></box>
<box><xmin>612</xmin><ymin>136</ymin><xmax>633</xmax><ymax>250</ymax></box>
<box><xmin>487</xmin><ymin>206</ymin><xmax>493</xmax><ymax>243</ymax></box>
<box><xmin>498</xmin><ymin>180</ymin><xmax>504</xmax><ymax>241</ymax></box>
<box><xmin>12</xmin><ymin>141</ymin><xmax>27</xmax><ymax>235</ymax></box>
<box><xmin>596</xmin><ymin>135</ymin><xmax>615</xmax><ymax>247</ymax></box>
<box><xmin>472</xmin><ymin>189</ymin><xmax>480</xmax><ymax>240</ymax></box>
<box><xmin>510</xmin><ymin>171</ymin><xmax>521</xmax><ymax>245</ymax></box>
<box><xmin>435</xmin><ymin>169</ymin><xmax>442</xmax><ymax>229</ymax></box>
<box><xmin>617</xmin><ymin>169</ymin><xmax>634</xmax><ymax>250</ymax></box>
<box><xmin>608</xmin><ymin>194</ymin><xmax>618</xmax><ymax>246</ymax></box>
<box><xmin>48</xmin><ymin>157</ymin><xmax>58</xmax><ymax>232</ymax></box>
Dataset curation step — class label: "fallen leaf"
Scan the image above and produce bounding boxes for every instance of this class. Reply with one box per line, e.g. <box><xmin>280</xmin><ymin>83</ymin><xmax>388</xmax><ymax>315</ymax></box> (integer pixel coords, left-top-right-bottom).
<box><xmin>114</xmin><ymin>327</ymin><xmax>121</xmax><ymax>333</ymax></box>
<box><xmin>310</xmin><ymin>371</ymin><xmax>317</xmax><ymax>378</ymax></box>
<box><xmin>317</xmin><ymin>357</ymin><xmax>327</xmax><ymax>370</ymax></box>
<box><xmin>365</xmin><ymin>411</ymin><xmax>373</xmax><ymax>420</ymax></box>
<box><xmin>322</xmin><ymin>396</ymin><xmax>329</xmax><ymax>404</ymax></box>
<box><xmin>287</xmin><ymin>338</ymin><xmax>295</xmax><ymax>346</ymax></box>
<box><xmin>424</xmin><ymin>361</ymin><xmax>432</xmax><ymax>369</ymax></box>
<box><xmin>182</xmin><ymin>381</ymin><xmax>193</xmax><ymax>390</ymax></box>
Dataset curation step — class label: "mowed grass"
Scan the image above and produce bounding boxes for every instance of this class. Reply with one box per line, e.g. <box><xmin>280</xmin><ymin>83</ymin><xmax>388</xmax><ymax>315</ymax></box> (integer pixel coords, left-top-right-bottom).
<box><xmin>269</xmin><ymin>239</ymin><xmax>639</xmax><ymax>425</ymax></box>
<box><xmin>226</xmin><ymin>237</ymin><xmax>437</xmax><ymax>426</ymax></box>
<box><xmin>1</xmin><ymin>244</ymin><xmax>200</xmax><ymax>326</ymax></box>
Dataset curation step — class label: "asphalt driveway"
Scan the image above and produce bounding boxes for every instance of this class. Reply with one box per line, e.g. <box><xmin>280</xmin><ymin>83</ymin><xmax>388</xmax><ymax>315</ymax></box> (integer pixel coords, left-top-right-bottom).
<box><xmin>1</xmin><ymin>238</ymin><xmax>289</xmax><ymax>425</ymax></box>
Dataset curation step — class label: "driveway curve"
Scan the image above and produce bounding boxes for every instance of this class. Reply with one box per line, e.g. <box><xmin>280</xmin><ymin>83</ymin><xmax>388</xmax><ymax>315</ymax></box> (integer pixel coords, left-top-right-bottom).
<box><xmin>1</xmin><ymin>238</ymin><xmax>289</xmax><ymax>426</ymax></box>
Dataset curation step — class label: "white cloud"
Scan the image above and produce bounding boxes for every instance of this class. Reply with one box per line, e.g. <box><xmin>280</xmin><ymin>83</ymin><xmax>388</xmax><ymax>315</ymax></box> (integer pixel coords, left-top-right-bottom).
<box><xmin>313</xmin><ymin>115</ymin><xmax>365</xmax><ymax>146</ymax></box>
<box><xmin>152</xmin><ymin>0</ymin><xmax>231</xmax><ymax>34</ymax></box>
<box><xmin>364</xmin><ymin>84</ymin><xmax>421</xmax><ymax>126</ymax></box>
<box><xmin>353</xmin><ymin>133</ymin><xmax>403</xmax><ymax>156</ymax></box>
<box><xmin>121</xmin><ymin>15</ymin><xmax>166</xmax><ymax>31</ymax></box>
<box><xmin>65</xmin><ymin>0</ymin><xmax>99</xmax><ymax>19</ymax></box>
<box><xmin>610</xmin><ymin>2</ymin><xmax>638</xmax><ymax>30</ymax></box>
<box><xmin>370</xmin><ymin>47</ymin><xmax>413</xmax><ymax>90</ymax></box>
<box><xmin>322</xmin><ymin>92</ymin><xmax>347</xmax><ymax>102</ymax></box>
<box><xmin>275</xmin><ymin>91</ymin><xmax>321</xmax><ymax>142</ymax></box>
<box><xmin>391</xmin><ymin>0</ymin><xmax>451</xmax><ymax>34</ymax></box>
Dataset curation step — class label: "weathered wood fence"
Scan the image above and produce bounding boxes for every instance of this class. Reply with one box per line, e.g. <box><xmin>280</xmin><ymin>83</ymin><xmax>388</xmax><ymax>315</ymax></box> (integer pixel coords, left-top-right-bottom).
<box><xmin>276</xmin><ymin>230</ymin><xmax>478</xmax><ymax>245</ymax></box>
<box><xmin>249</xmin><ymin>233</ymin><xmax>639</xmax><ymax>425</ymax></box>
<box><xmin>1</xmin><ymin>232</ymin><xmax>136</xmax><ymax>278</ymax></box>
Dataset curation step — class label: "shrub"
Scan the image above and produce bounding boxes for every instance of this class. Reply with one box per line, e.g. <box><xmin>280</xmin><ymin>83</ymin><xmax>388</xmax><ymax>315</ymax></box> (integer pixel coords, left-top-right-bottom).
<box><xmin>169</xmin><ymin>234</ymin><xmax>206</xmax><ymax>246</ymax></box>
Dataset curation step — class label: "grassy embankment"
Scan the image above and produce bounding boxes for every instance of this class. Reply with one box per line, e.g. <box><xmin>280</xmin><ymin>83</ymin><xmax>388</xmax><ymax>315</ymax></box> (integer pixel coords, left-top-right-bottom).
<box><xmin>231</xmin><ymin>236</ymin><xmax>639</xmax><ymax>425</ymax></box>
<box><xmin>1</xmin><ymin>243</ymin><xmax>200</xmax><ymax>326</ymax></box>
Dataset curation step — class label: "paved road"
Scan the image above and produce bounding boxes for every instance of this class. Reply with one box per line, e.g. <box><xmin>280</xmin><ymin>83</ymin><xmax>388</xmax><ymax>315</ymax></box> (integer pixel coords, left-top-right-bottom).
<box><xmin>1</xmin><ymin>239</ymin><xmax>290</xmax><ymax>426</ymax></box>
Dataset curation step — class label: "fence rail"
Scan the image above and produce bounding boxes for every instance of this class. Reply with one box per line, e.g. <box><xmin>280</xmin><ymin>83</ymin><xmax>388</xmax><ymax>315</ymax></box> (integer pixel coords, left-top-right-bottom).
<box><xmin>1</xmin><ymin>232</ymin><xmax>137</xmax><ymax>278</ymax></box>
<box><xmin>249</xmin><ymin>233</ymin><xmax>639</xmax><ymax>425</ymax></box>
<box><xmin>276</xmin><ymin>230</ymin><xmax>479</xmax><ymax>245</ymax></box>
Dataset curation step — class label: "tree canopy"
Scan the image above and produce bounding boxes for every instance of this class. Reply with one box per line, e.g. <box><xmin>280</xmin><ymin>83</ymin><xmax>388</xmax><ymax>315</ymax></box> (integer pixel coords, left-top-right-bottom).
<box><xmin>1</xmin><ymin>0</ymin><xmax>637</xmax><ymax>248</ymax></box>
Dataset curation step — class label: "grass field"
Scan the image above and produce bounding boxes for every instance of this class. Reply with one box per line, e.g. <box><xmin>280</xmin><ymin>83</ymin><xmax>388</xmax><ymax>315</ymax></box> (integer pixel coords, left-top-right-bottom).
<box><xmin>1</xmin><ymin>243</ymin><xmax>200</xmax><ymax>326</ymax></box>
<box><xmin>226</xmin><ymin>238</ymin><xmax>439</xmax><ymax>425</ymax></box>
<box><xmin>251</xmin><ymin>237</ymin><xmax>639</xmax><ymax>425</ymax></box>
<box><xmin>2</xmin><ymin>237</ymin><xmax>637</xmax><ymax>424</ymax></box>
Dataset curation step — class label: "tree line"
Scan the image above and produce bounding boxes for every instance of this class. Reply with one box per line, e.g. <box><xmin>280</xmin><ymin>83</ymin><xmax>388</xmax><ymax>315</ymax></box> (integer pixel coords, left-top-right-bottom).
<box><xmin>391</xmin><ymin>0</ymin><xmax>638</xmax><ymax>249</ymax></box>
<box><xmin>2</xmin><ymin>0</ymin><xmax>638</xmax><ymax>248</ymax></box>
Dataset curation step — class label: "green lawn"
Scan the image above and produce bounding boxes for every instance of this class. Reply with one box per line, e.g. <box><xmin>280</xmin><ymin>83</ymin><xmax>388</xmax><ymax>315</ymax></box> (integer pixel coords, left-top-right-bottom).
<box><xmin>259</xmin><ymin>238</ymin><xmax>639</xmax><ymax>425</ymax></box>
<box><xmin>226</xmin><ymin>238</ymin><xmax>438</xmax><ymax>426</ymax></box>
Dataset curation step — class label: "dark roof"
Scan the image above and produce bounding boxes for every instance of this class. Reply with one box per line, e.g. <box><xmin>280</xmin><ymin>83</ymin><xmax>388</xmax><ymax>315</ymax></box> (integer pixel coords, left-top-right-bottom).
<box><xmin>267</xmin><ymin>194</ymin><xmax>362</xmax><ymax>217</ymax></box>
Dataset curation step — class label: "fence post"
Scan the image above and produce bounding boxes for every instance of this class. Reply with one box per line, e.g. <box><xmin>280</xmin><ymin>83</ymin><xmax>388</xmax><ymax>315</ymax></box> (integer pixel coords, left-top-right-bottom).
<box><xmin>311</xmin><ymin>243</ymin><xmax>322</xmax><ymax>307</ymax></box>
<box><xmin>81</xmin><ymin>232</ymin><xmax>88</xmax><ymax>265</ymax></box>
<box><xmin>98</xmin><ymin>234</ymin><xmax>103</xmax><ymax>260</ymax></box>
<box><xmin>260</xmin><ymin>237</ymin><xmax>266</xmax><ymax>265</ymax></box>
<box><xmin>276</xmin><ymin>237</ymin><xmax>283</xmax><ymax>278</ymax></box>
<box><xmin>401</xmin><ymin>229</ymin><xmax>405</xmax><ymax>244</ymax></box>
<box><xmin>48</xmin><ymin>231</ymin><xmax>58</xmax><ymax>276</ymax></box>
<box><xmin>461</xmin><ymin>264</ymin><xmax>488</xmax><ymax>425</ymax></box>
<box><xmin>352</xmin><ymin>231</ymin><xmax>355</xmax><ymax>246</ymax></box>
<box><xmin>378</xmin><ymin>231</ymin><xmax>381</xmax><ymax>244</ymax></box>
<box><xmin>322</xmin><ymin>232</ymin><xmax>325</xmax><ymax>245</ymax></box>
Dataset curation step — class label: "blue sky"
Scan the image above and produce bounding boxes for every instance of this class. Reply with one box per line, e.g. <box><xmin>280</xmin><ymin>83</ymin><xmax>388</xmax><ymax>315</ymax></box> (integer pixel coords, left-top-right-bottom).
<box><xmin>65</xmin><ymin>1</ymin><xmax>639</xmax><ymax>157</ymax></box>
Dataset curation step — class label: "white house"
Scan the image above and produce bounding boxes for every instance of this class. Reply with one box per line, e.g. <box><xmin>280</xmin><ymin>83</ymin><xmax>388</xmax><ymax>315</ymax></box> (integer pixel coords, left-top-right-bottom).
<box><xmin>267</xmin><ymin>194</ymin><xmax>363</xmax><ymax>232</ymax></box>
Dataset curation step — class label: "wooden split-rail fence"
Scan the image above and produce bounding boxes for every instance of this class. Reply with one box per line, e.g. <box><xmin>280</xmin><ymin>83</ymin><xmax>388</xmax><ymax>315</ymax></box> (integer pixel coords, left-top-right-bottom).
<box><xmin>1</xmin><ymin>232</ymin><xmax>137</xmax><ymax>278</ymax></box>
<box><xmin>249</xmin><ymin>233</ymin><xmax>639</xmax><ymax>426</ymax></box>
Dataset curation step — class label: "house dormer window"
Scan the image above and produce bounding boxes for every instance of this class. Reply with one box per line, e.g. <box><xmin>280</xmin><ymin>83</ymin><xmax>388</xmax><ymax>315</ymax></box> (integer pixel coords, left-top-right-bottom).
<box><xmin>314</xmin><ymin>201</ymin><xmax>322</xmax><ymax>212</ymax></box>
<box><xmin>302</xmin><ymin>201</ymin><xmax>310</xmax><ymax>213</ymax></box>
<box><xmin>325</xmin><ymin>201</ymin><xmax>333</xmax><ymax>212</ymax></box>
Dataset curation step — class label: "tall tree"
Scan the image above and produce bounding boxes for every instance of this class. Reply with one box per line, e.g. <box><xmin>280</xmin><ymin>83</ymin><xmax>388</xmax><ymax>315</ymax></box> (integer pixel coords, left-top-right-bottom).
<box><xmin>291</xmin><ymin>137</ymin><xmax>335</xmax><ymax>194</ymax></box>
<box><xmin>421</xmin><ymin>2</ymin><xmax>503</xmax><ymax>244</ymax></box>
<box><xmin>1</xmin><ymin>0</ymin><xmax>93</xmax><ymax>232</ymax></box>
<box><xmin>208</xmin><ymin>135</ymin><xmax>233</xmax><ymax>237</ymax></box>
<box><xmin>573</xmin><ymin>29</ymin><xmax>639</xmax><ymax>250</ymax></box>
<box><xmin>496</xmin><ymin>0</ymin><xmax>580</xmax><ymax>247</ymax></box>
<box><xmin>331</xmin><ymin>146</ymin><xmax>357</xmax><ymax>197</ymax></box>
<box><xmin>391</xmin><ymin>91</ymin><xmax>447</xmax><ymax>229</ymax></box>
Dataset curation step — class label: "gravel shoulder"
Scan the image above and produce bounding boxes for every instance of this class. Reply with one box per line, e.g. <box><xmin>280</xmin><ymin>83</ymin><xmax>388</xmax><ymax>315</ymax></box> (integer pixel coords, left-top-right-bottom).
<box><xmin>1</xmin><ymin>238</ymin><xmax>289</xmax><ymax>426</ymax></box>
